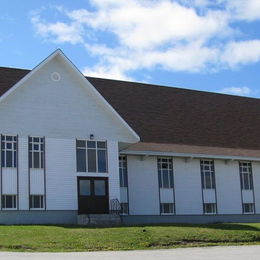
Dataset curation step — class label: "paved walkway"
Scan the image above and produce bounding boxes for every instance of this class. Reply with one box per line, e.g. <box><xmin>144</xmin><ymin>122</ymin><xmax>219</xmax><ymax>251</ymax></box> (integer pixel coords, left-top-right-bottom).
<box><xmin>0</xmin><ymin>245</ymin><xmax>259</xmax><ymax>260</ymax></box>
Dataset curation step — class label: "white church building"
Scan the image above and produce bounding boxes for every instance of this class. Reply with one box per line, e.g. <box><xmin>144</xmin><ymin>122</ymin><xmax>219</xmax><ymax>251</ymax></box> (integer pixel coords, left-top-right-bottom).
<box><xmin>0</xmin><ymin>49</ymin><xmax>260</xmax><ymax>225</ymax></box>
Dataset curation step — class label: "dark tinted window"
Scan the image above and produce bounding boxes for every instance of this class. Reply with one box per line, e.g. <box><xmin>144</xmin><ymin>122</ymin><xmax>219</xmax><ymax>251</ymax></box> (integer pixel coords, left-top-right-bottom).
<box><xmin>77</xmin><ymin>149</ymin><xmax>86</xmax><ymax>172</ymax></box>
<box><xmin>98</xmin><ymin>150</ymin><xmax>107</xmax><ymax>173</ymax></box>
<box><xmin>88</xmin><ymin>149</ymin><xmax>96</xmax><ymax>172</ymax></box>
<box><xmin>30</xmin><ymin>195</ymin><xmax>44</xmax><ymax>209</ymax></box>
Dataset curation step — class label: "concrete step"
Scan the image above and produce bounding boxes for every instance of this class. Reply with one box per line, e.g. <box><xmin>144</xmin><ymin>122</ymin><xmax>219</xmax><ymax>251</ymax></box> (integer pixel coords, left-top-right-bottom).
<box><xmin>77</xmin><ymin>214</ymin><xmax>122</xmax><ymax>227</ymax></box>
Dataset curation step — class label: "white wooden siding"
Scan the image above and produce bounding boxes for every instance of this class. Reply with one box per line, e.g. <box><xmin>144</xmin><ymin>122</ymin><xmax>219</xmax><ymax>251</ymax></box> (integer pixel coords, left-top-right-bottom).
<box><xmin>107</xmin><ymin>141</ymin><xmax>120</xmax><ymax>203</ymax></box>
<box><xmin>174</xmin><ymin>158</ymin><xmax>203</xmax><ymax>215</ymax></box>
<box><xmin>18</xmin><ymin>137</ymin><xmax>29</xmax><ymax>210</ymax></box>
<box><xmin>215</xmin><ymin>160</ymin><xmax>242</xmax><ymax>214</ymax></box>
<box><xmin>45</xmin><ymin>137</ymin><xmax>78</xmax><ymax>210</ymax></box>
<box><xmin>252</xmin><ymin>162</ymin><xmax>260</xmax><ymax>213</ymax></box>
<box><xmin>1</xmin><ymin>138</ymin><xmax>260</xmax><ymax>215</ymax></box>
<box><xmin>127</xmin><ymin>155</ymin><xmax>160</xmax><ymax>215</ymax></box>
<box><xmin>0</xmin><ymin>55</ymin><xmax>137</xmax><ymax>143</ymax></box>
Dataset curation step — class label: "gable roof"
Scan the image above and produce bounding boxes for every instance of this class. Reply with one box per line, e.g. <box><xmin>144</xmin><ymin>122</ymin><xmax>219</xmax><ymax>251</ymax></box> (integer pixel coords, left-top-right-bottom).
<box><xmin>0</xmin><ymin>50</ymin><xmax>139</xmax><ymax>143</ymax></box>
<box><xmin>1</xmin><ymin>65</ymin><xmax>260</xmax><ymax>150</ymax></box>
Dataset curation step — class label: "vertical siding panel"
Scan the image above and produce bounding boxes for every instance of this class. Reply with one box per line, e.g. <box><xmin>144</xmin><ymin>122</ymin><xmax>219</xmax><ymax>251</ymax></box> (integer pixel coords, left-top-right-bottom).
<box><xmin>127</xmin><ymin>155</ymin><xmax>159</xmax><ymax>215</ymax></box>
<box><xmin>107</xmin><ymin>141</ymin><xmax>120</xmax><ymax>204</ymax></box>
<box><xmin>18</xmin><ymin>137</ymin><xmax>29</xmax><ymax>210</ymax></box>
<box><xmin>174</xmin><ymin>158</ymin><xmax>203</xmax><ymax>215</ymax></box>
<box><xmin>45</xmin><ymin>137</ymin><xmax>77</xmax><ymax>210</ymax></box>
<box><xmin>215</xmin><ymin>160</ymin><xmax>241</xmax><ymax>214</ymax></box>
<box><xmin>252</xmin><ymin>162</ymin><xmax>260</xmax><ymax>213</ymax></box>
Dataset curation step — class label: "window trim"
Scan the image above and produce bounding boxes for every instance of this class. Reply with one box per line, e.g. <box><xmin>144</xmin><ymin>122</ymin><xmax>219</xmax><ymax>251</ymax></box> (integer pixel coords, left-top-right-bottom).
<box><xmin>29</xmin><ymin>136</ymin><xmax>44</xmax><ymax>169</ymax></box>
<box><xmin>119</xmin><ymin>155</ymin><xmax>128</xmax><ymax>188</ymax></box>
<box><xmin>200</xmin><ymin>160</ymin><xmax>216</xmax><ymax>190</ymax></box>
<box><xmin>239</xmin><ymin>162</ymin><xmax>253</xmax><ymax>190</ymax></box>
<box><xmin>160</xmin><ymin>203</ymin><xmax>175</xmax><ymax>215</ymax></box>
<box><xmin>2</xmin><ymin>195</ymin><xmax>17</xmax><ymax>210</ymax></box>
<box><xmin>203</xmin><ymin>203</ymin><xmax>217</xmax><ymax>215</ymax></box>
<box><xmin>76</xmin><ymin>139</ymin><xmax>108</xmax><ymax>173</ymax></box>
<box><xmin>1</xmin><ymin>135</ymin><xmax>17</xmax><ymax>168</ymax></box>
<box><xmin>242</xmin><ymin>203</ymin><xmax>255</xmax><ymax>214</ymax></box>
<box><xmin>158</xmin><ymin>157</ymin><xmax>174</xmax><ymax>189</ymax></box>
<box><xmin>29</xmin><ymin>195</ymin><xmax>45</xmax><ymax>210</ymax></box>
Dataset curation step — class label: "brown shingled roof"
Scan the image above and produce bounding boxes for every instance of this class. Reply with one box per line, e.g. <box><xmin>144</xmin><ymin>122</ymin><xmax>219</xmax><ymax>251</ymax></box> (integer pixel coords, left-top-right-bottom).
<box><xmin>1</xmin><ymin>66</ymin><xmax>260</xmax><ymax>150</ymax></box>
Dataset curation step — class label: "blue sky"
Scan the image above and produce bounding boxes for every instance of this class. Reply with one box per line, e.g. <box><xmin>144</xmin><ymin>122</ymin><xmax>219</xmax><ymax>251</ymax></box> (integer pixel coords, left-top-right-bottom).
<box><xmin>1</xmin><ymin>0</ymin><xmax>260</xmax><ymax>97</ymax></box>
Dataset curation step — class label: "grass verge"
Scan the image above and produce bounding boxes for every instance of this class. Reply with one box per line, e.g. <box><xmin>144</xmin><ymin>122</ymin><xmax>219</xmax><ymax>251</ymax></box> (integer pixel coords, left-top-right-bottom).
<box><xmin>0</xmin><ymin>223</ymin><xmax>260</xmax><ymax>252</ymax></box>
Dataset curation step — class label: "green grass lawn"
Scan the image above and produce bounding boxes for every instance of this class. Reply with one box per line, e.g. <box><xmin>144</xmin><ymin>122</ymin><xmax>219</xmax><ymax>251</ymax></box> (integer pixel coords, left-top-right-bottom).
<box><xmin>0</xmin><ymin>223</ymin><xmax>260</xmax><ymax>252</ymax></box>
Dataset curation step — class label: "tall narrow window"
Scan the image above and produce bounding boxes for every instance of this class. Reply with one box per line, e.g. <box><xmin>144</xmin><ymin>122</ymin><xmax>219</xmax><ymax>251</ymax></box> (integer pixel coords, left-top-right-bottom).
<box><xmin>158</xmin><ymin>158</ymin><xmax>174</xmax><ymax>188</ymax></box>
<box><xmin>239</xmin><ymin>162</ymin><xmax>253</xmax><ymax>190</ymax></box>
<box><xmin>76</xmin><ymin>140</ymin><xmax>86</xmax><ymax>172</ymax></box>
<box><xmin>1</xmin><ymin>135</ymin><xmax>17</xmax><ymax>168</ymax></box>
<box><xmin>119</xmin><ymin>156</ymin><xmax>128</xmax><ymax>188</ymax></box>
<box><xmin>119</xmin><ymin>155</ymin><xmax>129</xmax><ymax>215</ymax></box>
<box><xmin>201</xmin><ymin>160</ymin><xmax>215</xmax><ymax>189</ymax></box>
<box><xmin>76</xmin><ymin>140</ymin><xmax>107</xmax><ymax>173</ymax></box>
<box><xmin>29</xmin><ymin>137</ymin><xmax>44</xmax><ymax>169</ymax></box>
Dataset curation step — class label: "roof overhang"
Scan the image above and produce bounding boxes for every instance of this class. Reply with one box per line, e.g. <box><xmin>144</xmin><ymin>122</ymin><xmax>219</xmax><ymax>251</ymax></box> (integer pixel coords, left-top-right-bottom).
<box><xmin>121</xmin><ymin>142</ymin><xmax>260</xmax><ymax>162</ymax></box>
<box><xmin>121</xmin><ymin>149</ymin><xmax>260</xmax><ymax>162</ymax></box>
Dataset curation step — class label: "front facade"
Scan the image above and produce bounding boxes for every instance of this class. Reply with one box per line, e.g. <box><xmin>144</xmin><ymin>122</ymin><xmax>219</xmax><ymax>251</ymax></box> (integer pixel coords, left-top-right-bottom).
<box><xmin>1</xmin><ymin>50</ymin><xmax>260</xmax><ymax>224</ymax></box>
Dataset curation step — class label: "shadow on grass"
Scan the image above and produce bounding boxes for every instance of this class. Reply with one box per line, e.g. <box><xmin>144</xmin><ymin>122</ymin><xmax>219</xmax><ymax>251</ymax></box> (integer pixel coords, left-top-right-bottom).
<box><xmin>38</xmin><ymin>222</ymin><xmax>260</xmax><ymax>232</ymax></box>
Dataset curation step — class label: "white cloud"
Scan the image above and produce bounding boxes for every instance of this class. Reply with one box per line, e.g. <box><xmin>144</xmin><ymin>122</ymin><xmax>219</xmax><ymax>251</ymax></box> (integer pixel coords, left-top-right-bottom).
<box><xmin>220</xmin><ymin>86</ymin><xmax>252</xmax><ymax>96</ymax></box>
<box><xmin>83</xmin><ymin>65</ymin><xmax>132</xmax><ymax>81</ymax></box>
<box><xmin>68</xmin><ymin>1</ymin><xmax>229</xmax><ymax>49</ymax></box>
<box><xmin>30</xmin><ymin>0</ymin><xmax>260</xmax><ymax>80</ymax></box>
<box><xmin>31</xmin><ymin>14</ymin><xmax>83</xmax><ymax>44</ymax></box>
<box><xmin>221</xmin><ymin>40</ymin><xmax>260</xmax><ymax>67</ymax></box>
<box><xmin>225</xmin><ymin>0</ymin><xmax>260</xmax><ymax>21</ymax></box>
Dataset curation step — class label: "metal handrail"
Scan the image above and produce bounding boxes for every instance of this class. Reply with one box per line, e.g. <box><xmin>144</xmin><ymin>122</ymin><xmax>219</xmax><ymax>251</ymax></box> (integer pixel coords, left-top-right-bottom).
<box><xmin>110</xmin><ymin>198</ymin><xmax>121</xmax><ymax>215</ymax></box>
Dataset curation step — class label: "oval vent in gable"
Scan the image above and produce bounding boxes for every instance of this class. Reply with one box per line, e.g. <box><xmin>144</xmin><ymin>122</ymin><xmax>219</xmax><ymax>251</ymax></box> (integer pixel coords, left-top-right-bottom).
<box><xmin>51</xmin><ymin>72</ymin><xmax>61</xmax><ymax>82</ymax></box>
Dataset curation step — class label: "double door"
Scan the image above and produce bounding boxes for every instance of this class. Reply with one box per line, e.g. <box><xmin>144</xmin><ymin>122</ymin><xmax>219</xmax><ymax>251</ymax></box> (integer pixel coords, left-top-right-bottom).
<box><xmin>78</xmin><ymin>177</ymin><xmax>109</xmax><ymax>214</ymax></box>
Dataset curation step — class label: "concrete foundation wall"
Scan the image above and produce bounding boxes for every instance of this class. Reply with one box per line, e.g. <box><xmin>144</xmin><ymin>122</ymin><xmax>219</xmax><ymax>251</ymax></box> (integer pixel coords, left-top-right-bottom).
<box><xmin>0</xmin><ymin>211</ymin><xmax>77</xmax><ymax>225</ymax></box>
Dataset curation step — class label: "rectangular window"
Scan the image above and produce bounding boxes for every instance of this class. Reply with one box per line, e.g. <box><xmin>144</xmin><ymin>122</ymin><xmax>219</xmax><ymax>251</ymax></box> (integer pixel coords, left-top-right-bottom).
<box><xmin>158</xmin><ymin>158</ymin><xmax>174</xmax><ymax>189</ymax></box>
<box><xmin>29</xmin><ymin>195</ymin><xmax>44</xmax><ymax>209</ymax></box>
<box><xmin>203</xmin><ymin>203</ymin><xmax>216</xmax><ymax>214</ymax></box>
<box><xmin>29</xmin><ymin>137</ymin><xmax>44</xmax><ymax>169</ymax></box>
<box><xmin>76</xmin><ymin>140</ymin><xmax>86</xmax><ymax>172</ymax></box>
<box><xmin>119</xmin><ymin>156</ymin><xmax>128</xmax><ymax>187</ymax></box>
<box><xmin>242</xmin><ymin>203</ymin><xmax>255</xmax><ymax>214</ymax></box>
<box><xmin>120</xmin><ymin>203</ymin><xmax>129</xmax><ymax>215</ymax></box>
<box><xmin>2</xmin><ymin>195</ymin><xmax>16</xmax><ymax>209</ymax></box>
<box><xmin>239</xmin><ymin>162</ymin><xmax>253</xmax><ymax>190</ymax></box>
<box><xmin>160</xmin><ymin>203</ymin><xmax>174</xmax><ymax>214</ymax></box>
<box><xmin>201</xmin><ymin>160</ymin><xmax>216</xmax><ymax>189</ymax></box>
<box><xmin>1</xmin><ymin>135</ymin><xmax>17</xmax><ymax>168</ymax></box>
<box><xmin>76</xmin><ymin>140</ymin><xmax>107</xmax><ymax>173</ymax></box>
